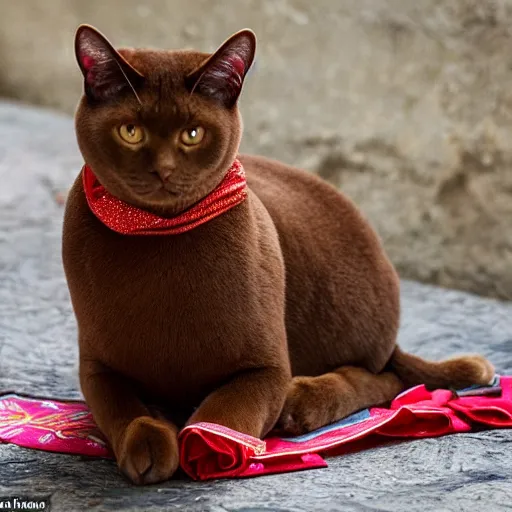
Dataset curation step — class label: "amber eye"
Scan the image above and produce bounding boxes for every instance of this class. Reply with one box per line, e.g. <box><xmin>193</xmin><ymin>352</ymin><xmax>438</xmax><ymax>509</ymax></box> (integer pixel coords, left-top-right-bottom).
<box><xmin>180</xmin><ymin>126</ymin><xmax>205</xmax><ymax>147</ymax></box>
<box><xmin>117</xmin><ymin>124</ymin><xmax>145</xmax><ymax>145</ymax></box>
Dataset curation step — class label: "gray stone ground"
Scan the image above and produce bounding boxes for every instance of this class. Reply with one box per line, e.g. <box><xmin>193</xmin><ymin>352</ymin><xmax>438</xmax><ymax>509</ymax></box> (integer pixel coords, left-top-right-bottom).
<box><xmin>0</xmin><ymin>101</ymin><xmax>511</xmax><ymax>511</ymax></box>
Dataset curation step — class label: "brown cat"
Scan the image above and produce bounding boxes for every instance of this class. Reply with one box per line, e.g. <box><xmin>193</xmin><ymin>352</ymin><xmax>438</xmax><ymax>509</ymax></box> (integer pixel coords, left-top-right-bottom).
<box><xmin>63</xmin><ymin>25</ymin><xmax>494</xmax><ymax>485</ymax></box>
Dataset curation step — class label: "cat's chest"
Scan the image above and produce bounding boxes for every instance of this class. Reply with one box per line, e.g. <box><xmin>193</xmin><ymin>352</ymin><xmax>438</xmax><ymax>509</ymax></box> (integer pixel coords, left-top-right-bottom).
<box><xmin>63</xmin><ymin>183</ymin><xmax>281</xmax><ymax>405</ymax></box>
<box><xmin>73</xmin><ymin>218</ymin><xmax>252</xmax><ymax>404</ymax></box>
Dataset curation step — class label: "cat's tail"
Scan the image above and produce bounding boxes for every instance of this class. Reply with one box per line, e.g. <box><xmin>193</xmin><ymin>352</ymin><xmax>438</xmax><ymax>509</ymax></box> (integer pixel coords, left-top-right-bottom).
<box><xmin>388</xmin><ymin>346</ymin><xmax>495</xmax><ymax>390</ymax></box>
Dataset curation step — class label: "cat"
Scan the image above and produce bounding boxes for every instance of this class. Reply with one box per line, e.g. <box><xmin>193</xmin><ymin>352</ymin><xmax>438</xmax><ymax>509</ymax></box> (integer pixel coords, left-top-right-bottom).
<box><xmin>63</xmin><ymin>25</ymin><xmax>494</xmax><ymax>485</ymax></box>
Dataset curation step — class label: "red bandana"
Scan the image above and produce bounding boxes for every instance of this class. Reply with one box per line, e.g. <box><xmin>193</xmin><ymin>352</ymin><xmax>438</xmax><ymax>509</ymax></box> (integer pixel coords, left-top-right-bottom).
<box><xmin>82</xmin><ymin>159</ymin><xmax>247</xmax><ymax>235</ymax></box>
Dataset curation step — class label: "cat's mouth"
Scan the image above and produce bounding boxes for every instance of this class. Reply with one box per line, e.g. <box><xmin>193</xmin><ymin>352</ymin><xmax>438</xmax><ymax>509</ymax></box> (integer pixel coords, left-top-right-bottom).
<box><xmin>162</xmin><ymin>183</ymin><xmax>190</xmax><ymax>197</ymax></box>
<box><xmin>131</xmin><ymin>177</ymin><xmax>190</xmax><ymax>200</ymax></box>
<box><xmin>126</xmin><ymin>180</ymin><xmax>202</xmax><ymax>216</ymax></box>
<box><xmin>121</xmin><ymin>172</ymin><xmax>221</xmax><ymax>216</ymax></box>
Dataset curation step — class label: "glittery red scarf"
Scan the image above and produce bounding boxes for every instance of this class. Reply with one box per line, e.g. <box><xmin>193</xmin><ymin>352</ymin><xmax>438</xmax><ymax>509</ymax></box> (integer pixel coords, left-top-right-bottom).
<box><xmin>82</xmin><ymin>159</ymin><xmax>247</xmax><ymax>235</ymax></box>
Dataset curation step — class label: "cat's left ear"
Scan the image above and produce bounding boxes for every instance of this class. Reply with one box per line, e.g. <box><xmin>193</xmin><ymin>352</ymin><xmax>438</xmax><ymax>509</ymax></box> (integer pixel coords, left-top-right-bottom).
<box><xmin>75</xmin><ymin>24</ymin><xmax>144</xmax><ymax>102</ymax></box>
<box><xmin>186</xmin><ymin>29</ymin><xmax>256</xmax><ymax>108</ymax></box>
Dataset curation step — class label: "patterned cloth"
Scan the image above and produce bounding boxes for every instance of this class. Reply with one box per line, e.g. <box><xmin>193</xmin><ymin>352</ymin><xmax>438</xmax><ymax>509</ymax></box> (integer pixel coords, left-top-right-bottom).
<box><xmin>1</xmin><ymin>377</ymin><xmax>511</xmax><ymax>481</ymax></box>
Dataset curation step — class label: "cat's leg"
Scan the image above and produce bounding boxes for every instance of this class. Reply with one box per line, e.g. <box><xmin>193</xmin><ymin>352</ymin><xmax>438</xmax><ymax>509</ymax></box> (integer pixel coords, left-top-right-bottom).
<box><xmin>187</xmin><ymin>367</ymin><xmax>290</xmax><ymax>438</ymax></box>
<box><xmin>278</xmin><ymin>366</ymin><xmax>403</xmax><ymax>435</ymax></box>
<box><xmin>80</xmin><ymin>359</ymin><xmax>179</xmax><ymax>485</ymax></box>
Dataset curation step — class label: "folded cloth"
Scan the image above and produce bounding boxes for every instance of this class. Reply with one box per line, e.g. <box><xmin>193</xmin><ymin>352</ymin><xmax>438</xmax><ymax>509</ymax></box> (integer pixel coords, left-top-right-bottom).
<box><xmin>1</xmin><ymin>376</ymin><xmax>511</xmax><ymax>480</ymax></box>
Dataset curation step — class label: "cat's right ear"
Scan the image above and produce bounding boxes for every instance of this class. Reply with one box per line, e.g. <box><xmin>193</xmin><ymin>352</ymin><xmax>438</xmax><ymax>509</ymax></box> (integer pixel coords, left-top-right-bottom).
<box><xmin>74</xmin><ymin>25</ymin><xmax>144</xmax><ymax>102</ymax></box>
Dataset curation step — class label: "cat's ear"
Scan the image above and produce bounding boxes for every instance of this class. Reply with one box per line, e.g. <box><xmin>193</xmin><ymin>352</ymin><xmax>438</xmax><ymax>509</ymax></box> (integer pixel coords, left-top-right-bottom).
<box><xmin>186</xmin><ymin>29</ymin><xmax>256</xmax><ymax>108</ymax></box>
<box><xmin>74</xmin><ymin>25</ymin><xmax>144</xmax><ymax>102</ymax></box>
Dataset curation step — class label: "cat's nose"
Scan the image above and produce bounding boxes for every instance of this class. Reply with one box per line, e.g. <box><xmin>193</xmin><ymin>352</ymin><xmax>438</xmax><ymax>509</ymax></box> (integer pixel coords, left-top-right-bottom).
<box><xmin>151</xmin><ymin>166</ymin><xmax>174</xmax><ymax>182</ymax></box>
<box><xmin>157</xmin><ymin>167</ymin><xmax>173</xmax><ymax>182</ymax></box>
<box><xmin>154</xmin><ymin>153</ymin><xmax>176</xmax><ymax>182</ymax></box>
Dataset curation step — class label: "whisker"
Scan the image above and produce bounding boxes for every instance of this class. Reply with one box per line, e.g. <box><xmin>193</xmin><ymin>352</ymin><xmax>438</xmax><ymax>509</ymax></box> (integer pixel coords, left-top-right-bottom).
<box><xmin>116</xmin><ymin>61</ymin><xmax>142</xmax><ymax>106</ymax></box>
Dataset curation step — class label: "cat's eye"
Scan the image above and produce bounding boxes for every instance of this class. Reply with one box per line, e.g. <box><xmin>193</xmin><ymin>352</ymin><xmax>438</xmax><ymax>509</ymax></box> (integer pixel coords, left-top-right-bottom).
<box><xmin>117</xmin><ymin>124</ymin><xmax>145</xmax><ymax>145</ymax></box>
<box><xmin>180</xmin><ymin>126</ymin><xmax>205</xmax><ymax>147</ymax></box>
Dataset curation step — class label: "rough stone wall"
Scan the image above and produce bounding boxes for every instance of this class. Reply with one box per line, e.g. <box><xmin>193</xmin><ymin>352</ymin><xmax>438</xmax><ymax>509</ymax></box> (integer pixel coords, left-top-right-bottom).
<box><xmin>0</xmin><ymin>0</ymin><xmax>511</xmax><ymax>299</ymax></box>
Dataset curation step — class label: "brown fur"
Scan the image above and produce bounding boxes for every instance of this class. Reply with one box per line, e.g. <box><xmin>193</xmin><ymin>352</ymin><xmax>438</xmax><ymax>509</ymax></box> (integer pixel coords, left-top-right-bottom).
<box><xmin>63</xmin><ymin>26</ymin><xmax>494</xmax><ymax>485</ymax></box>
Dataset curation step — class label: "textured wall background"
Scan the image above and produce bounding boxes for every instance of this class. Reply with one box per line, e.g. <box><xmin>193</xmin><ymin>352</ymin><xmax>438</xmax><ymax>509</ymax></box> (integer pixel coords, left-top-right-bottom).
<box><xmin>0</xmin><ymin>0</ymin><xmax>511</xmax><ymax>299</ymax></box>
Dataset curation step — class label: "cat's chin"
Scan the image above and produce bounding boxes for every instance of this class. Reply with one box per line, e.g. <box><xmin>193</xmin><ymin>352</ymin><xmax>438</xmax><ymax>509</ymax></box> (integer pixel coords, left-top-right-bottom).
<box><xmin>127</xmin><ymin>189</ymin><xmax>205</xmax><ymax>218</ymax></box>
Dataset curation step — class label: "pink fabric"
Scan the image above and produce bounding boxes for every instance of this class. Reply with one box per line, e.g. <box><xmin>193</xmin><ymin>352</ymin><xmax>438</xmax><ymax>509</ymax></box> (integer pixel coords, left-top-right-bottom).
<box><xmin>1</xmin><ymin>377</ymin><xmax>511</xmax><ymax>480</ymax></box>
<box><xmin>0</xmin><ymin>394</ymin><xmax>110</xmax><ymax>458</ymax></box>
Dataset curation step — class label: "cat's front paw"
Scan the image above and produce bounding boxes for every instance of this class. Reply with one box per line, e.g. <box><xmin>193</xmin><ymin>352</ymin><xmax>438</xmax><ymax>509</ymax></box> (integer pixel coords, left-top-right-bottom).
<box><xmin>277</xmin><ymin>375</ymin><xmax>345</xmax><ymax>436</ymax></box>
<box><xmin>117</xmin><ymin>416</ymin><xmax>179</xmax><ymax>485</ymax></box>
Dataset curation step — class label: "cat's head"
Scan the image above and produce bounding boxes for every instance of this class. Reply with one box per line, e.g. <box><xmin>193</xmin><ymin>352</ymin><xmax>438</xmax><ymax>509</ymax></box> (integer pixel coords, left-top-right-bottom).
<box><xmin>74</xmin><ymin>25</ymin><xmax>255</xmax><ymax>216</ymax></box>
